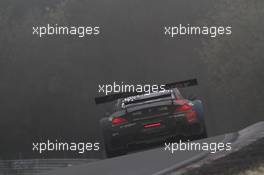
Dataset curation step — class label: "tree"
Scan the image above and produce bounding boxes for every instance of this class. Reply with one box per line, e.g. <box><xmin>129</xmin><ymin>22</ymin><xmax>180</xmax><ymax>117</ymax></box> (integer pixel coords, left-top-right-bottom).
<box><xmin>199</xmin><ymin>0</ymin><xmax>264</xmax><ymax>130</ymax></box>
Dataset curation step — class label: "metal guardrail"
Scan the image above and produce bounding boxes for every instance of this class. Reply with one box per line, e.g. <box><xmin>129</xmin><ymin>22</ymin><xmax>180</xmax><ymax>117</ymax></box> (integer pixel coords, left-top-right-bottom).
<box><xmin>0</xmin><ymin>159</ymin><xmax>96</xmax><ymax>175</ymax></box>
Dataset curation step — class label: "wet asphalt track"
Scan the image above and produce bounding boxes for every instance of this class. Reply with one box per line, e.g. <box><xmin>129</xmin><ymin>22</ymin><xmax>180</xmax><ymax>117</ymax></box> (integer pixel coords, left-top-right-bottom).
<box><xmin>46</xmin><ymin>135</ymin><xmax>225</xmax><ymax>175</ymax></box>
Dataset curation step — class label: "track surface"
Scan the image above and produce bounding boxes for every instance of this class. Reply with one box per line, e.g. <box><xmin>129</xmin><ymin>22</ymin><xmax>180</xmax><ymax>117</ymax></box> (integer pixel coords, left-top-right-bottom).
<box><xmin>169</xmin><ymin>122</ymin><xmax>264</xmax><ymax>175</ymax></box>
<box><xmin>46</xmin><ymin>135</ymin><xmax>225</xmax><ymax>175</ymax></box>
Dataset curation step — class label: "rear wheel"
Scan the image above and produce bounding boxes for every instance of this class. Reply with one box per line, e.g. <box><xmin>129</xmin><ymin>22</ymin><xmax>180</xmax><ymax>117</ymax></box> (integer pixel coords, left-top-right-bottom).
<box><xmin>100</xmin><ymin>118</ymin><xmax>127</xmax><ymax>158</ymax></box>
<box><xmin>103</xmin><ymin>135</ymin><xmax>127</xmax><ymax>158</ymax></box>
<box><xmin>199</xmin><ymin>124</ymin><xmax>208</xmax><ymax>138</ymax></box>
<box><xmin>104</xmin><ymin>143</ymin><xmax>126</xmax><ymax>158</ymax></box>
<box><xmin>199</xmin><ymin>111</ymin><xmax>208</xmax><ymax>137</ymax></box>
<box><xmin>194</xmin><ymin>119</ymin><xmax>208</xmax><ymax>140</ymax></box>
<box><xmin>192</xmin><ymin>99</ymin><xmax>208</xmax><ymax>139</ymax></box>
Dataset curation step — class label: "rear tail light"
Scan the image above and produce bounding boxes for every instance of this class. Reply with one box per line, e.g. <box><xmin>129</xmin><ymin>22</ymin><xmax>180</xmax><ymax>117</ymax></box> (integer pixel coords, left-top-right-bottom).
<box><xmin>175</xmin><ymin>103</ymin><xmax>192</xmax><ymax>111</ymax></box>
<box><xmin>112</xmin><ymin>117</ymin><xmax>127</xmax><ymax>125</ymax></box>
<box><xmin>186</xmin><ymin>111</ymin><xmax>198</xmax><ymax>123</ymax></box>
<box><xmin>175</xmin><ymin>103</ymin><xmax>198</xmax><ymax>123</ymax></box>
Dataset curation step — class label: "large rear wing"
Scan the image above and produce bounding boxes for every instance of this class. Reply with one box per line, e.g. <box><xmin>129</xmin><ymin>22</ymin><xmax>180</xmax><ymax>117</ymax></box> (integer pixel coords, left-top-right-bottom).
<box><xmin>94</xmin><ymin>78</ymin><xmax>198</xmax><ymax>105</ymax></box>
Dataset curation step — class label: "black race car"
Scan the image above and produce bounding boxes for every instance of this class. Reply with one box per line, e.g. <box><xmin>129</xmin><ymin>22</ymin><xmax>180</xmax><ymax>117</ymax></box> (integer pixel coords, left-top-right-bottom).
<box><xmin>95</xmin><ymin>79</ymin><xmax>207</xmax><ymax>157</ymax></box>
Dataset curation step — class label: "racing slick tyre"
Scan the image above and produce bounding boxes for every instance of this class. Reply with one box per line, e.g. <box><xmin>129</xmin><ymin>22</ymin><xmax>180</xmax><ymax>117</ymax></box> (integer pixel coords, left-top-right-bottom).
<box><xmin>198</xmin><ymin>119</ymin><xmax>208</xmax><ymax>139</ymax></box>
<box><xmin>189</xmin><ymin>119</ymin><xmax>208</xmax><ymax>141</ymax></box>
<box><xmin>104</xmin><ymin>144</ymin><xmax>126</xmax><ymax>158</ymax></box>
<box><xmin>192</xmin><ymin>99</ymin><xmax>208</xmax><ymax>140</ymax></box>
<box><xmin>100</xmin><ymin>118</ymin><xmax>127</xmax><ymax>158</ymax></box>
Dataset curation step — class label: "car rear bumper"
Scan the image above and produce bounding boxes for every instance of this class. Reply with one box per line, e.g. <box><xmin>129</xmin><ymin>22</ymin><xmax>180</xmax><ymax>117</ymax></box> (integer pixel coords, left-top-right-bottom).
<box><xmin>106</xmin><ymin>114</ymin><xmax>204</xmax><ymax>150</ymax></box>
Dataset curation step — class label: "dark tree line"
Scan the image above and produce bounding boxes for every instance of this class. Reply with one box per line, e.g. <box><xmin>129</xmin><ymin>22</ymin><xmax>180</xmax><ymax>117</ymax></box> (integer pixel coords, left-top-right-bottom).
<box><xmin>0</xmin><ymin>0</ymin><xmax>263</xmax><ymax>159</ymax></box>
<box><xmin>198</xmin><ymin>0</ymin><xmax>264</xmax><ymax>133</ymax></box>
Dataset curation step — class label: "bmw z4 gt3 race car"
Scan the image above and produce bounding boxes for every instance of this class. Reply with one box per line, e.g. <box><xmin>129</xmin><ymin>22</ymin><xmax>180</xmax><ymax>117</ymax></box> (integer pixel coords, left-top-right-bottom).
<box><xmin>95</xmin><ymin>79</ymin><xmax>207</xmax><ymax>157</ymax></box>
